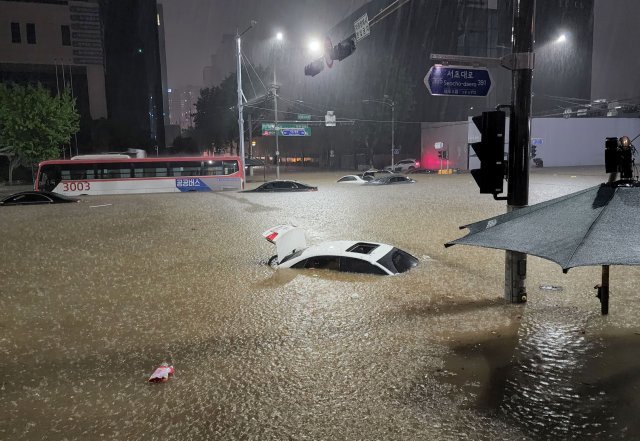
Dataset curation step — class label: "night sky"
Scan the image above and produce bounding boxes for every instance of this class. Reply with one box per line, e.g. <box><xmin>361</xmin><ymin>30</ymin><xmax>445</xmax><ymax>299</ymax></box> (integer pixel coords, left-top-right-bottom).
<box><xmin>161</xmin><ymin>0</ymin><xmax>368</xmax><ymax>88</ymax></box>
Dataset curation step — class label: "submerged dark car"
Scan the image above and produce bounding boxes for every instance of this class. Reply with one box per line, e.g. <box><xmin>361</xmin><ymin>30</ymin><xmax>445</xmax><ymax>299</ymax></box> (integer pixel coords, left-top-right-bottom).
<box><xmin>246</xmin><ymin>180</ymin><xmax>318</xmax><ymax>192</ymax></box>
<box><xmin>364</xmin><ymin>176</ymin><xmax>416</xmax><ymax>185</ymax></box>
<box><xmin>0</xmin><ymin>190</ymin><xmax>79</xmax><ymax>206</ymax></box>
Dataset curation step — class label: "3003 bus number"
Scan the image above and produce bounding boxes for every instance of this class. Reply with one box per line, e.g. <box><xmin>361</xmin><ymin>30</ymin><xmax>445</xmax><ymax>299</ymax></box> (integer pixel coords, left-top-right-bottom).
<box><xmin>62</xmin><ymin>181</ymin><xmax>91</xmax><ymax>192</ymax></box>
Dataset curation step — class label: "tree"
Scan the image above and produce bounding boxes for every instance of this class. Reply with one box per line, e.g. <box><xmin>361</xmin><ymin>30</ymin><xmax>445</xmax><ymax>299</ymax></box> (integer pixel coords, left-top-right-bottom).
<box><xmin>194</xmin><ymin>75</ymin><xmax>237</xmax><ymax>153</ymax></box>
<box><xmin>172</xmin><ymin>136</ymin><xmax>201</xmax><ymax>155</ymax></box>
<box><xmin>0</xmin><ymin>83</ymin><xmax>79</xmax><ymax>184</ymax></box>
<box><xmin>194</xmin><ymin>66</ymin><xmax>269</xmax><ymax>154</ymax></box>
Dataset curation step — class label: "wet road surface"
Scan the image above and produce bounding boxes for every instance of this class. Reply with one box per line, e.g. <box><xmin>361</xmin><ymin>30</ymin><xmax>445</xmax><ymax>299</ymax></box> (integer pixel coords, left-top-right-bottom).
<box><xmin>1</xmin><ymin>167</ymin><xmax>639</xmax><ymax>440</ymax></box>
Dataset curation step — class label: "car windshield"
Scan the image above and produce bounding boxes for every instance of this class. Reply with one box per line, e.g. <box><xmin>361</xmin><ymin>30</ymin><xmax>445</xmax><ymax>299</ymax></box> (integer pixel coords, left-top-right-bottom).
<box><xmin>377</xmin><ymin>248</ymin><xmax>419</xmax><ymax>274</ymax></box>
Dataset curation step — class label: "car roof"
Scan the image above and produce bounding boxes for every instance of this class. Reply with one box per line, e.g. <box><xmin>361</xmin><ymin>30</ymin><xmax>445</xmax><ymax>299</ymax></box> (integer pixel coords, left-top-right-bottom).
<box><xmin>295</xmin><ymin>240</ymin><xmax>394</xmax><ymax>261</ymax></box>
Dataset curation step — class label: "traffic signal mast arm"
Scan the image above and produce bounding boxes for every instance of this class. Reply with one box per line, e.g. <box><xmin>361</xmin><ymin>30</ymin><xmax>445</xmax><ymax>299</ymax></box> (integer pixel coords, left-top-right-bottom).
<box><xmin>304</xmin><ymin>0</ymin><xmax>412</xmax><ymax>76</ymax></box>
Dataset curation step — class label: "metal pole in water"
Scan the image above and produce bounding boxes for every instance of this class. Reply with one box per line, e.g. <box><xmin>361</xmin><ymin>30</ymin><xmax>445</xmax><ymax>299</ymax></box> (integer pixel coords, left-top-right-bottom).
<box><xmin>505</xmin><ymin>0</ymin><xmax>535</xmax><ymax>304</ymax></box>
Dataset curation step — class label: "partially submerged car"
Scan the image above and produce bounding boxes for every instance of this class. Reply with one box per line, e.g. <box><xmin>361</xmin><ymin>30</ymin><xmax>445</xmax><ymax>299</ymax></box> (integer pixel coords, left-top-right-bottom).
<box><xmin>0</xmin><ymin>190</ymin><xmax>79</xmax><ymax>206</ymax></box>
<box><xmin>263</xmin><ymin>225</ymin><xmax>419</xmax><ymax>275</ymax></box>
<box><xmin>337</xmin><ymin>175</ymin><xmax>369</xmax><ymax>184</ymax></box>
<box><xmin>246</xmin><ymin>180</ymin><xmax>317</xmax><ymax>192</ymax></box>
<box><xmin>364</xmin><ymin>176</ymin><xmax>416</xmax><ymax>185</ymax></box>
<box><xmin>361</xmin><ymin>169</ymin><xmax>395</xmax><ymax>179</ymax></box>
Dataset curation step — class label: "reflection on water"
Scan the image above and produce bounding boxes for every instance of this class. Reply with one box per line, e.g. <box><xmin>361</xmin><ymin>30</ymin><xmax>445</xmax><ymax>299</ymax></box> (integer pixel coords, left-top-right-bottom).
<box><xmin>2</xmin><ymin>169</ymin><xmax>640</xmax><ymax>440</ymax></box>
<box><xmin>502</xmin><ymin>308</ymin><xmax>612</xmax><ymax>439</ymax></box>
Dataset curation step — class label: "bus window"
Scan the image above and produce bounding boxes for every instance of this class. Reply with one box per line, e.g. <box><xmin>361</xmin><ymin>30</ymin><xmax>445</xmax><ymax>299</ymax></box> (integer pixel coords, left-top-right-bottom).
<box><xmin>97</xmin><ymin>165</ymin><xmax>132</xmax><ymax>179</ymax></box>
<box><xmin>133</xmin><ymin>162</ymin><xmax>167</xmax><ymax>178</ymax></box>
<box><xmin>204</xmin><ymin>160</ymin><xmax>223</xmax><ymax>175</ymax></box>
<box><xmin>222</xmin><ymin>160</ymin><xmax>239</xmax><ymax>175</ymax></box>
<box><xmin>169</xmin><ymin>162</ymin><xmax>202</xmax><ymax>177</ymax></box>
<box><xmin>38</xmin><ymin>165</ymin><xmax>61</xmax><ymax>191</ymax></box>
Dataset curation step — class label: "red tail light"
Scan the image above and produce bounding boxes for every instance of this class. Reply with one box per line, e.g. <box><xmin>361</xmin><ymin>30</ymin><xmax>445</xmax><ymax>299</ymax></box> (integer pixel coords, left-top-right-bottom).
<box><xmin>266</xmin><ymin>232</ymin><xmax>278</xmax><ymax>242</ymax></box>
<box><xmin>415</xmin><ymin>161</ymin><xmax>420</xmax><ymax>168</ymax></box>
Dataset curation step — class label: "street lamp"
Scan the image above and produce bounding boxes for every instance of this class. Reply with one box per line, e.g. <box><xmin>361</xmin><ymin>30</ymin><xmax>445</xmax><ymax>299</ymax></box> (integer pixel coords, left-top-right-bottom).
<box><xmin>307</xmin><ymin>38</ymin><xmax>322</xmax><ymax>56</ymax></box>
<box><xmin>236</xmin><ymin>20</ymin><xmax>256</xmax><ymax>186</ymax></box>
<box><xmin>272</xmin><ymin>31</ymin><xmax>284</xmax><ymax>179</ymax></box>
<box><xmin>362</xmin><ymin>96</ymin><xmax>395</xmax><ymax>171</ymax></box>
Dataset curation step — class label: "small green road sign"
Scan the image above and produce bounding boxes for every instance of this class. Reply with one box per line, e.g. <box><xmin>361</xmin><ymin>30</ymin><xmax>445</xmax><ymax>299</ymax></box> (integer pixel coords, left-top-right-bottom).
<box><xmin>297</xmin><ymin>114</ymin><xmax>311</xmax><ymax>121</ymax></box>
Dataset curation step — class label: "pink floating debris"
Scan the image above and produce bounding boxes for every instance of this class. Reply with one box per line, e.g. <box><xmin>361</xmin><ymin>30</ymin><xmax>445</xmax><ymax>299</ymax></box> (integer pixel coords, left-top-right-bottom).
<box><xmin>148</xmin><ymin>362</ymin><xmax>174</xmax><ymax>383</ymax></box>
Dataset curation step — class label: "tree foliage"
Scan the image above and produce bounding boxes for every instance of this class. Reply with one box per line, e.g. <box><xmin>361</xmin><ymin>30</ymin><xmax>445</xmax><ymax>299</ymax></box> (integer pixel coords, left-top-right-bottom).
<box><xmin>193</xmin><ymin>66</ymin><xmax>269</xmax><ymax>154</ymax></box>
<box><xmin>0</xmin><ymin>83</ymin><xmax>79</xmax><ymax>183</ymax></box>
<box><xmin>194</xmin><ymin>75</ymin><xmax>237</xmax><ymax>152</ymax></box>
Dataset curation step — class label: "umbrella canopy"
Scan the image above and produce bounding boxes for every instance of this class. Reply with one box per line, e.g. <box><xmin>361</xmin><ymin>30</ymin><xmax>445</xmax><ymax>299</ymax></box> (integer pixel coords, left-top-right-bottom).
<box><xmin>445</xmin><ymin>183</ymin><xmax>640</xmax><ymax>272</ymax></box>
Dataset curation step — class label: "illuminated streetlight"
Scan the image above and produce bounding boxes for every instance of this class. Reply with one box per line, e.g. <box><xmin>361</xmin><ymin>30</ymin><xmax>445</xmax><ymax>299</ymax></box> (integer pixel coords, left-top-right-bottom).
<box><xmin>307</xmin><ymin>38</ymin><xmax>322</xmax><ymax>55</ymax></box>
<box><xmin>276</xmin><ymin>31</ymin><xmax>283</xmax><ymax>41</ymax></box>
<box><xmin>555</xmin><ymin>33</ymin><xmax>567</xmax><ymax>44</ymax></box>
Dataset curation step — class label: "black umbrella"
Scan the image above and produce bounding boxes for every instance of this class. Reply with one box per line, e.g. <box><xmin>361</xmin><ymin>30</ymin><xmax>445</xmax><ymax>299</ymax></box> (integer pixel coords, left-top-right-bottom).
<box><xmin>445</xmin><ymin>182</ymin><xmax>640</xmax><ymax>314</ymax></box>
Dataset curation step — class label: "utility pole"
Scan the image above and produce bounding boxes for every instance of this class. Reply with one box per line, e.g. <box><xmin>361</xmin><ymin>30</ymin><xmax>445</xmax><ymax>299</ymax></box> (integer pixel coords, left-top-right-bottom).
<box><xmin>248</xmin><ymin>112</ymin><xmax>253</xmax><ymax>177</ymax></box>
<box><xmin>505</xmin><ymin>0</ymin><xmax>535</xmax><ymax>303</ymax></box>
<box><xmin>273</xmin><ymin>81</ymin><xmax>280</xmax><ymax>179</ymax></box>
<box><xmin>391</xmin><ymin>98</ymin><xmax>395</xmax><ymax>171</ymax></box>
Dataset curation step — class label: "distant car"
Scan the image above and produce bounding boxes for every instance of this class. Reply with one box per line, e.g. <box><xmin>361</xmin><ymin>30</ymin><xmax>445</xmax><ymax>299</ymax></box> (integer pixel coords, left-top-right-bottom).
<box><xmin>406</xmin><ymin>168</ymin><xmax>435</xmax><ymax>174</ymax></box>
<box><xmin>263</xmin><ymin>225</ymin><xmax>419</xmax><ymax>275</ymax></box>
<box><xmin>337</xmin><ymin>175</ymin><xmax>368</xmax><ymax>184</ymax></box>
<box><xmin>246</xmin><ymin>180</ymin><xmax>317</xmax><ymax>192</ymax></box>
<box><xmin>0</xmin><ymin>190</ymin><xmax>79</xmax><ymax>206</ymax></box>
<box><xmin>384</xmin><ymin>158</ymin><xmax>420</xmax><ymax>173</ymax></box>
<box><xmin>364</xmin><ymin>176</ymin><xmax>416</xmax><ymax>185</ymax></box>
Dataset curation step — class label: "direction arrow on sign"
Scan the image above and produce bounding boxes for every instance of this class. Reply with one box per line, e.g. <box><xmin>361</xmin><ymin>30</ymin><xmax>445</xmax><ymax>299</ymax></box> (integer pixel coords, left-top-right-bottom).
<box><xmin>424</xmin><ymin>65</ymin><xmax>493</xmax><ymax>97</ymax></box>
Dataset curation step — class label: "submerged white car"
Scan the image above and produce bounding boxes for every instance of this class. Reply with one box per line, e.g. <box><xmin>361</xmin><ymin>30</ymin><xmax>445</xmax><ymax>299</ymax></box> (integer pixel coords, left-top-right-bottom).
<box><xmin>337</xmin><ymin>175</ymin><xmax>369</xmax><ymax>184</ymax></box>
<box><xmin>263</xmin><ymin>225</ymin><xmax>419</xmax><ymax>275</ymax></box>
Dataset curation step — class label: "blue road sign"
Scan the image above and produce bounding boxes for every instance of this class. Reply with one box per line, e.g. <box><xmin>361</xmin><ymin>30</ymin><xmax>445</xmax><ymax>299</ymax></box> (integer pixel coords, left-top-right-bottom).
<box><xmin>281</xmin><ymin>128</ymin><xmax>309</xmax><ymax>136</ymax></box>
<box><xmin>532</xmin><ymin>138</ymin><xmax>544</xmax><ymax>145</ymax></box>
<box><xmin>424</xmin><ymin>66</ymin><xmax>492</xmax><ymax>97</ymax></box>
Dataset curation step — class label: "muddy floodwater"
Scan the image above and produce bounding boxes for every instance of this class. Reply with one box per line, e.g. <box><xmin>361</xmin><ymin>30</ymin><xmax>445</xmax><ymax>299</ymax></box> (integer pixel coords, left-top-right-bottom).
<box><xmin>2</xmin><ymin>167</ymin><xmax>640</xmax><ymax>440</ymax></box>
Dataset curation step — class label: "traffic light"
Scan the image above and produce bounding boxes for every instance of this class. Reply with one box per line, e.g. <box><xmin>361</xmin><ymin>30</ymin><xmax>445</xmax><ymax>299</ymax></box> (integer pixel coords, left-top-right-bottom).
<box><xmin>437</xmin><ymin>151</ymin><xmax>443</xmax><ymax>159</ymax></box>
<box><xmin>332</xmin><ymin>38</ymin><xmax>356</xmax><ymax>61</ymax></box>
<box><xmin>470</xmin><ymin>110</ymin><xmax>506</xmax><ymax>195</ymax></box>
<box><xmin>304</xmin><ymin>59</ymin><xmax>324</xmax><ymax>77</ymax></box>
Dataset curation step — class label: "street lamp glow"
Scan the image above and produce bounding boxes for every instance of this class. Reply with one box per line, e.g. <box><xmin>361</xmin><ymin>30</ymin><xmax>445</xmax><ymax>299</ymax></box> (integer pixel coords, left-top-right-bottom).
<box><xmin>276</xmin><ymin>32</ymin><xmax>283</xmax><ymax>41</ymax></box>
<box><xmin>556</xmin><ymin>33</ymin><xmax>567</xmax><ymax>44</ymax></box>
<box><xmin>307</xmin><ymin>38</ymin><xmax>322</xmax><ymax>55</ymax></box>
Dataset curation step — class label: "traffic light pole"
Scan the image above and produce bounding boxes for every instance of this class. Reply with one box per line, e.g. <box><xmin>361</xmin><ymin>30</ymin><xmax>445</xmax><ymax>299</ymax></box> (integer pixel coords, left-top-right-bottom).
<box><xmin>505</xmin><ymin>0</ymin><xmax>535</xmax><ymax>304</ymax></box>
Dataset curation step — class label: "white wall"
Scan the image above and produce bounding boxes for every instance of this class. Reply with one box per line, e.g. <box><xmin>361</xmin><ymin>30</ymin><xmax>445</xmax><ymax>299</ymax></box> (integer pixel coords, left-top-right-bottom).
<box><xmin>528</xmin><ymin>118</ymin><xmax>640</xmax><ymax>167</ymax></box>
<box><xmin>422</xmin><ymin>117</ymin><xmax>640</xmax><ymax>170</ymax></box>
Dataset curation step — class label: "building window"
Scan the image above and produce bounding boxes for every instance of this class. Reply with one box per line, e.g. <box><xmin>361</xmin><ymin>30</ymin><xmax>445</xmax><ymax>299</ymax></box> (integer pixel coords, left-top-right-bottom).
<box><xmin>61</xmin><ymin>25</ymin><xmax>71</xmax><ymax>46</ymax></box>
<box><xmin>26</xmin><ymin>23</ymin><xmax>36</xmax><ymax>44</ymax></box>
<box><xmin>11</xmin><ymin>22</ymin><xmax>21</xmax><ymax>43</ymax></box>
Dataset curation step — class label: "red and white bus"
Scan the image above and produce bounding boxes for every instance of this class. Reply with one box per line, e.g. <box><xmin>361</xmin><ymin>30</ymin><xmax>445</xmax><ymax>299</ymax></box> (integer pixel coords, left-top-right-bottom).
<box><xmin>35</xmin><ymin>156</ymin><xmax>244</xmax><ymax>195</ymax></box>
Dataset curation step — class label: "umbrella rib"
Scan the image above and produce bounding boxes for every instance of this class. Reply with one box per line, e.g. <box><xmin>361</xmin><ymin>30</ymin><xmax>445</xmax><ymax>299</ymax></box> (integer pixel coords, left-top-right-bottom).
<box><xmin>563</xmin><ymin>192</ymin><xmax>613</xmax><ymax>268</ymax></box>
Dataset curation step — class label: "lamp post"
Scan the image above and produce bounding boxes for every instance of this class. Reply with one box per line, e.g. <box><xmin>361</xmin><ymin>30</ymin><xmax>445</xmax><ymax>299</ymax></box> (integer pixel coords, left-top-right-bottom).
<box><xmin>273</xmin><ymin>32</ymin><xmax>283</xmax><ymax>179</ymax></box>
<box><xmin>235</xmin><ymin>20</ymin><xmax>256</xmax><ymax>186</ymax></box>
<box><xmin>363</xmin><ymin>96</ymin><xmax>395</xmax><ymax>171</ymax></box>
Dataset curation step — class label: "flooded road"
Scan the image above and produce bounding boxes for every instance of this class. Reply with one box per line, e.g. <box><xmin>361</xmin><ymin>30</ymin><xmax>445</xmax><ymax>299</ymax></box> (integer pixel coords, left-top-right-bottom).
<box><xmin>2</xmin><ymin>167</ymin><xmax>639</xmax><ymax>440</ymax></box>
